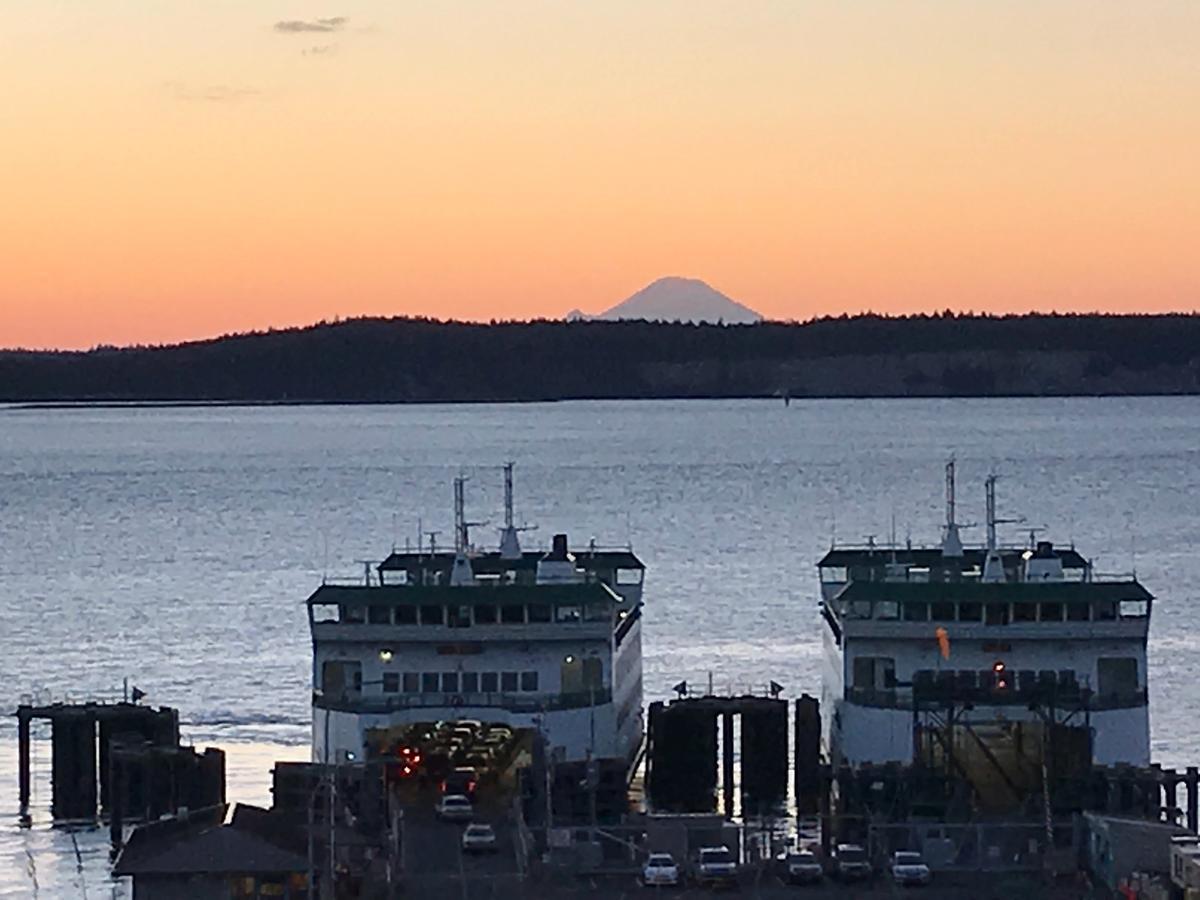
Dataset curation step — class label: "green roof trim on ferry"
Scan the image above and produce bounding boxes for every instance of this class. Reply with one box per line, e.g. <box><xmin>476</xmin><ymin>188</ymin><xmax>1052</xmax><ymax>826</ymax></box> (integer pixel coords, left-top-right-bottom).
<box><xmin>307</xmin><ymin>582</ymin><xmax>624</xmax><ymax>607</ymax></box>
<box><xmin>832</xmin><ymin>580</ymin><xmax>1152</xmax><ymax>605</ymax></box>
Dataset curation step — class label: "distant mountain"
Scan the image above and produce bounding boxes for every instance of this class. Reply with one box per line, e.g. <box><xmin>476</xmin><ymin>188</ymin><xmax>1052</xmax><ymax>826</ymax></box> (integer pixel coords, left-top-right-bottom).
<box><xmin>580</xmin><ymin>276</ymin><xmax>762</xmax><ymax>324</ymax></box>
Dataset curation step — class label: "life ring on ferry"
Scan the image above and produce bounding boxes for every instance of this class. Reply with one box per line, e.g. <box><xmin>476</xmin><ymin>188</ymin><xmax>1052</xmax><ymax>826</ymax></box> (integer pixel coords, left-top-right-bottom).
<box><xmin>451</xmin><ymin>695</ymin><xmax>464</xmax><ymax>708</ymax></box>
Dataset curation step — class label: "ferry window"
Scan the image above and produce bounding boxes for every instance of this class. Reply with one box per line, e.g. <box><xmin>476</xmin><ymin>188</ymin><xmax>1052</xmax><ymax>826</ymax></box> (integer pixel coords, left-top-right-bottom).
<box><xmin>561</xmin><ymin>656</ymin><xmax>583</xmax><ymax>694</ymax></box>
<box><xmin>521</xmin><ymin>671</ymin><xmax>539</xmax><ymax>692</ymax></box>
<box><xmin>848</xmin><ymin>600</ymin><xmax>872</xmax><ymax>620</ymax></box>
<box><xmin>322</xmin><ymin>661</ymin><xmax>349</xmax><ymax>695</ymax></box>
<box><xmin>617</xmin><ymin>568</ymin><xmax>644</xmax><ymax>586</ymax></box>
<box><xmin>853</xmin><ymin>656</ymin><xmax>894</xmax><ymax>690</ymax></box>
<box><xmin>958</xmin><ymin>602</ymin><xmax>982</xmax><ymax>623</ymax></box>
<box><xmin>1098</xmin><ymin>657</ymin><xmax>1138</xmax><ymax>696</ymax></box>
<box><xmin>1012</xmin><ymin>602</ymin><xmax>1037</xmax><ymax>623</ymax></box>
<box><xmin>1095</xmin><ymin>600</ymin><xmax>1117</xmax><ymax>621</ymax></box>
<box><xmin>820</xmin><ymin>566</ymin><xmax>848</xmax><ymax>583</ymax></box>
<box><xmin>902</xmin><ymin>602</ymin><xmax>929</xmax><ymax>622</ymax></box>
<box><xmin>420</xmin><ymin>605</ymin><xmax>445</xmax><ymax>626</ymax></box>
<box><xmin>556</xmin><ymin>605</ymin><xmax>582</xmax><ymax>623</ymax></box>
<box><xmin>441</xmin><ymin>673</ymin><xmax>459</xmax><ymax>693</ymax></box>
<box><xmin>448</xmin><ymin>605</ymin><xmax>471</xmax><ymax>628</ymax></box>
<box><xmin>312</xmin><ymin>604</ymin><xmax>339</xmax><ymax>624</ymax></box>
<box><xmin>1119</xmin><ymin>599</ymin><xmax>1149</xmax><ymax>618</ymax></box>
<box><xmin>985</xmin><ymin>604</ymin><xmax>1010</xmax><ymax>626</ymax></box>
<box><xmin>402</xmin><ymin>673</ymin><xmax>419</xmax><ymax>693</ymax></box>
<box><xmin>342</xmin><ymin>605</ymin><xmax>366</xmax><ymax>624</ymax></box>
<box><xmin>1039</xmin><ymin>602</ymin><xmax>1063</xmax><ymax>622</ymax></box>
<box><xmin>352</xmin><ymin>670</ymin><xmax>362</xmax><ymax>692</ymax></box>
<box><xmin>481</xmin><ymin>672</ymin><xmax>499</xmax><ymax>693</ymax></box>
<box><xmin>475</xmin><ymin>605</ymin><xmax>497</xmax><ymax>624</ymax></box>
<box><xmin>583</xmin><ymin>657</ymin><xmax>604</xmax><ymax>690</ymax></box>
<box><xmin>931</xmin><ymin>602</ymin><xmax>955</xmax><ymax>621</ymax></box>
<box><xmin>394</xmin><ymin>605</ymin><xmax>417</xmax><ymax>625</ymax></box>
<box><xmin>501</xmin><ymin>671</ymin><xmax>519</xmax><ymax>692</ymax></box>
<box><xmin>527</xmin><ymin>604</ymin><xmax>552</xmax><ymax>623</ymax></box>
<box><xmin>382</xmin><ymin>673</ymin><xmax>400</xmax><ymax>693</ymax></box>
<box><xmin>875</xmin><ymin>600</ymin><xmax>899</xmax><ymax>620</ymax></box>
<box><xmin>585</xmin><ymin>602</ymin><xmax>610</xmax><ymax>622</ymax></box>
<box><xmin>462</xmin><ymin>672</ymin><xmax>479</xmax><ymax>693</ymax></box>
<box><xmin>501</xmin><ymin>604</ymin><xmax>526</xmax><ymax>624</ymax></box>
<box><xmin>369</xmin><ymin>605</ymin><xmax>391</xmax><ymax>625</ymax></box>
<box><xmin>421</xmin><ymin>673</ymin><xmax>439</xmax><ymax>693</ymax></box>
<box><xmin>1066</xmin><ymin>603</ymin><xmax>1090</xmax><ymax>622</ymax></box>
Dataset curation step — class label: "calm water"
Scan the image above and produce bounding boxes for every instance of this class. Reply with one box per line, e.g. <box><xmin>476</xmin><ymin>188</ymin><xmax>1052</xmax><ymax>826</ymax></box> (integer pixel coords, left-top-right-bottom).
<box><xmin>2</xmin><ymin>398</ymin><xmax>1199</xmax><ymax>895</ymax></box>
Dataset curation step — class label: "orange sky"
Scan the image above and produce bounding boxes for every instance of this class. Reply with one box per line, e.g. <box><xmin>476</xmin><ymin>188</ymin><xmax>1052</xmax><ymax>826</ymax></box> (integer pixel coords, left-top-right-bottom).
<box><xmin>2</xmin><ymin>2</ymin><xmax>1198</xmax><ymax>349</ymax></box>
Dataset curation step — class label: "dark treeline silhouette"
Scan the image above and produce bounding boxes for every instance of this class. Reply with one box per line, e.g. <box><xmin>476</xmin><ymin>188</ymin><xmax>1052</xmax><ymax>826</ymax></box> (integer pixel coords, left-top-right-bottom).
<box><xmin>2</xmin><ymin>312</ymin><xmax>1199</xmax><ymax>402</ymax></box>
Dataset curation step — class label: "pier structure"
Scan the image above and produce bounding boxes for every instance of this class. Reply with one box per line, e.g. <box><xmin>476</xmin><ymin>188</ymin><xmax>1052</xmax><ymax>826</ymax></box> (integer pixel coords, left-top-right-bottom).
<box><xmin>646</xmin><ymin>693</ymin><xmax>791</xmax><ymax>817</ymax></box>
<box><xmin>15</xmin><ymin>701</ymin><xmax>224</xmax><ymax>834</ymax></box>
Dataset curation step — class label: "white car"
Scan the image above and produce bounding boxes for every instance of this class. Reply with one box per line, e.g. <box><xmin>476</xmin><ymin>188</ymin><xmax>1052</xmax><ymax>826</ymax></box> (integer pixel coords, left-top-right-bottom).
<box><xmin>437</xmin><ymin>794</ymin><xmax>474</xmax><ymax>822</ymax></box>
<box><xmin>695</xmin><ymin>846</ymin><xmax>737</xmax><ymax>886</ymax></box>
<box><xmin>785</xmin><ymin>850</ymin><xmax>824</xmax><ymax>884</ymax></box>
<box><xmin>642</xmin><ymin>852</ymin><xmax>680</xmax><ymax>887</ymax></box>
<box><xmin>890</xmin><ymin>850</ymin><xmax>931</xmax><ymax>886</ymax></box>
<box><xmin>461</xmin><ymin>823</ymin><xmax>498</xmax><ymax>852</ymax></box>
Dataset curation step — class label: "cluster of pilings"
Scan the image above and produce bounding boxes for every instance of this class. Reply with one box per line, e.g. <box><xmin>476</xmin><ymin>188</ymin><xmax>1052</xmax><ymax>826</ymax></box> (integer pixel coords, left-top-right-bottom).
<box><xmin>647</xmin><ymin>694</ymin><xmax>818</xmax><ymax>817</ymax></box>
<box><xmin>16</xmin><ymin>702</ymin><xmax>224</xmax><ymax>837</ymax></box>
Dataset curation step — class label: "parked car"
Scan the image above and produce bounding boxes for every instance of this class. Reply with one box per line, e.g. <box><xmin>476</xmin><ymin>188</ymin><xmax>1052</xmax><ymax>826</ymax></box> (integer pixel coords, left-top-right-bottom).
<box><xmin>642</xmin><ymin>852</ymin><xmax>680</xmax><ymax>887</ymax></box>
<box><xmin>890</xmin><ymin>850</ymin><xmax>931</xmax><ymax>886</ymax></box>
<box><xmin>694</xmin><ymin>846</ymin><xmax>737</xmax><ymax>887</ymax></box>
<box><xmin>437</xmin><ymin>794</ymin><xmax>474</xmax><ymax>822</ymax></box>
<box><xmin>461</xmin><ymin>823</ymin><xmax>498</xmax><ymax>852</ymax></box>
<box><xmin>785</xmin><ymin>850</ymin><xmax>824</xmax><ymax>884</ymax></box>
<box><xmin>833</xmin><ymin>843</ymin><xmax>871</xmax><ymax>882</ymax></box>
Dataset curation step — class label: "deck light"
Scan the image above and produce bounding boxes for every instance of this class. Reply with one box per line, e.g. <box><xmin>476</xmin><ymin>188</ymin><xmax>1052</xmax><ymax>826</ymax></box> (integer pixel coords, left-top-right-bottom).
<box><xmin>379</xmin><ymin>649</ymin><xmax>394</xmax><ymax>662</ymax></box>
<box><xmin>992</xmin><ymin>660</ymin><xmax>1009</xmax><ymax>691</ymax></box>
<box><xmin>564</xmin><ymin>654</ymin><xmax>575</xmax><ymax>664</ymax></box>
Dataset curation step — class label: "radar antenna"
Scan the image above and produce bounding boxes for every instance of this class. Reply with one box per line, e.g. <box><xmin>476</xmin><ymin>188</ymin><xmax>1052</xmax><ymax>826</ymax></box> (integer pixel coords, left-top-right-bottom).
<box><xmin>982</xmin><ymin>473</ymin><xmax>1026</xmax><ymax>582</ymax></box>
<box><xmin>941</xmin><ymin>457</ymin><xmax>964</xmax><ymax>557</ymax></box>
<box><xmin>498</xmin><ymin>462</ymin><xmax>535</xmax><ymax>559</ymax></box>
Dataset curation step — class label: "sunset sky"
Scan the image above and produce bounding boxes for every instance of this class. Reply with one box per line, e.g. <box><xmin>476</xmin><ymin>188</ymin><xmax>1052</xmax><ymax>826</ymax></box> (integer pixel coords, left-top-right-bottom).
<box><xmin>3</xmin><ymin>2</ymin><xmax>1198</xmax><ymax>349</ymax></box>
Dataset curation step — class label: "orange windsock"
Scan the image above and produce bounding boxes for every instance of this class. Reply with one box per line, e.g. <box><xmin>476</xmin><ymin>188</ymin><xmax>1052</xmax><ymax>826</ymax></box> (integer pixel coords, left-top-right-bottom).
<box><xmin>935</xmin><ymin>627</ymin><xmax>950</xmax><ymax>660</ymax></box>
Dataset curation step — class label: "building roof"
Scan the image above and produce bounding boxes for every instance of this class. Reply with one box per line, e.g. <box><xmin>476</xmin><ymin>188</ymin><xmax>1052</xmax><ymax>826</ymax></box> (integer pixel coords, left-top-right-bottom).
<box><xmin>833</xmin><ymin>579</ymin><xmax>1152</xmax><ymax>605</ymax></box>
<box><xmin>113</xmin><ymin>804</ymin><xmax>307</xmax><ymax>877</ymax></box>
<box><xmin>307</xmin><ymin>580</ymin><xmax>625</xmax><ymax>607</ymax></box>
<box><xmin>817</xmin><ymin>545</ymin><xmax>1089</xmax><ymax>570</ymax></box>
<box><xmin>378</xmin><ymin>548</ymin><xmax>644</xmax><ymax>572</ymax></box>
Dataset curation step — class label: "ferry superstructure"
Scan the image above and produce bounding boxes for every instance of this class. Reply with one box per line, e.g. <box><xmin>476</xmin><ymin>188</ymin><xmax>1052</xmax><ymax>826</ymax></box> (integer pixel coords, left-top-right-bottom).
<box><xmin>306</xmin><ymin>466</ymin><xmax>646</xmax><ymax>783</ymax></box>
<box><xmin>818</xmin><ymin>461</ymin><xmax>1152</xmax><ymax>777</ymax></box>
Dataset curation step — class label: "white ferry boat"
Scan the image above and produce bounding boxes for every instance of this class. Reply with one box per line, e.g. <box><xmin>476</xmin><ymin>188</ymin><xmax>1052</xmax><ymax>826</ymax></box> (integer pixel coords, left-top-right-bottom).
<box><xmin>306</xmin><ymin>465</ymin><xmax>646</xmax><ymax>787</ymax></box>
<box><xmin>817</xmin><ymin>461</ymin><xmax>1151</xmax><ymax>793</ymax></box>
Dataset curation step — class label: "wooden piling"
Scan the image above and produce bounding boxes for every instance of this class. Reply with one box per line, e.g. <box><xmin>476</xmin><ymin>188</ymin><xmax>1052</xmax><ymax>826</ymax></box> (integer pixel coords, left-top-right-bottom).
<box><xmin>1187</xmin><ymin>766</ymin><xmax>1199</xmax><ymax>833</ymax></box>
<box><xmin>17</xmin><ymin>711</ymin><xmax>31</xmax><ymax>819</ymax></box>
<box><xmin>721</xmin><ymin>711</ymin><xmax>735</xmax><ymax>818</ymax></box>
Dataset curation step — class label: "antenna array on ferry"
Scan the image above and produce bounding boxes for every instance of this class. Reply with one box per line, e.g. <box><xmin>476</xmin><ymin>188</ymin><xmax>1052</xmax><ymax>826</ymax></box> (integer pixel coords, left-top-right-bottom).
<box><xmin>450</xmin><ymin>475</ymin><xmax>477</xmax><ymax>585</ymax></box>
<box><xmin>454</xmin><ymin>475</ymin><xmax>468</xmax><ymax>553</ymax></box>
<box><xmin>941</xmin><ymin>457</ymin><xmax>964</xmax><ymax>557</ymax></box>
<box><xmin>499</xmin><ymin>462</ymin><xmax>534</xmax><ymax>559</ymax></box>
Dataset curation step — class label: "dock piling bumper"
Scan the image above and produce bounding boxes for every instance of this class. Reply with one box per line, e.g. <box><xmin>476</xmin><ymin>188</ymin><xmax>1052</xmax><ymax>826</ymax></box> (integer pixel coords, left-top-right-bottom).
<box><xmin>18</xmin><ymin>711</ymin><xmax>31</xmax><ymax>821</ymax></box>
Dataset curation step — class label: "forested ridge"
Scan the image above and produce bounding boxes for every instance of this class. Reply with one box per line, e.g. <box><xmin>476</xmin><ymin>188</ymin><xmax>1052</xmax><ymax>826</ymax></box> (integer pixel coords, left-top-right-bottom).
<box><xmin>2</xmin><ymin>312</ymin><xmax>1199</xmax><ymax>402</ymax></box>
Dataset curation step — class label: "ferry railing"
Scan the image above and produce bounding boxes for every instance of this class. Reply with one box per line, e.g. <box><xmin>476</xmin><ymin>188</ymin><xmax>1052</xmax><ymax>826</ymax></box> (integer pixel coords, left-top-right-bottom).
<box><xmin>847</xmin><ymin>685</ymin><xmax>1147</xmax><ymax>711</ymax></box>
<box><xmin>314</xmin><ymin>688</ymin><xmax>613</xmax><ymax>714</ymax></box>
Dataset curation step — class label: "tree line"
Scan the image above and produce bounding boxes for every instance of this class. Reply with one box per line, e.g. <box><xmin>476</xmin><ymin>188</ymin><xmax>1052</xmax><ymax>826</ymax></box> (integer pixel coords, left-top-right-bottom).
<box><xmin>1</xmin><ymin>312</ymin><xmax>1198</xmax><ymax>402</ymax></box>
